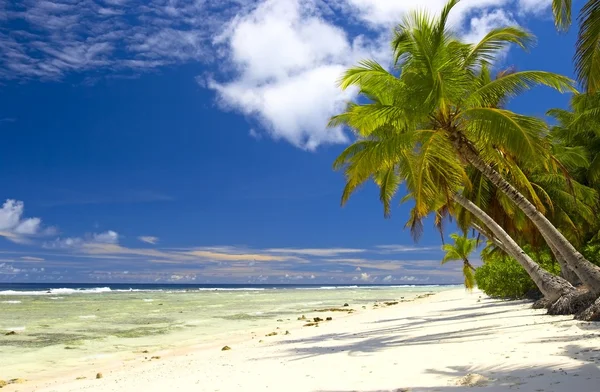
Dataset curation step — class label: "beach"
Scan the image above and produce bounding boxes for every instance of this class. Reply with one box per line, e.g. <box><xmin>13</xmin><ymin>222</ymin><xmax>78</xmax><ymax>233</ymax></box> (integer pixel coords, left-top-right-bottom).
<box><xmin>2</xmin><ymin>287</ymin><xmax>599</xmax><ymax>391</ymax></box>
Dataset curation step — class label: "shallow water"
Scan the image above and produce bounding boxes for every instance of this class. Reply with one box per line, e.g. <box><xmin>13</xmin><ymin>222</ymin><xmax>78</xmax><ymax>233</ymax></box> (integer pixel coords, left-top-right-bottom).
<box><xmin>0</xmin><ymin>285</ymin><xmax>454</xmax><ymax>381</ymax></box>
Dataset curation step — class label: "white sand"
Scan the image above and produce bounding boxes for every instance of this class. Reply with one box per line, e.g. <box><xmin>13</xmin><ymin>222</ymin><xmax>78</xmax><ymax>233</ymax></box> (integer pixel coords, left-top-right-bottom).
<box><xmin>9</xmin><ymin>288</ymin><xmax>600</xmax><ymax>392</ymax></box>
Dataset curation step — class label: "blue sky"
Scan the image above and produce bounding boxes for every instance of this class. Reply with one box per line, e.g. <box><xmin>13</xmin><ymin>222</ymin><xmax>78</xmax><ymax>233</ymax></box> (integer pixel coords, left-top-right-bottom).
<box><xmin>0</xmin><ymin>0</ymin><xmax>581</xmax><ymax>284</ymax></box>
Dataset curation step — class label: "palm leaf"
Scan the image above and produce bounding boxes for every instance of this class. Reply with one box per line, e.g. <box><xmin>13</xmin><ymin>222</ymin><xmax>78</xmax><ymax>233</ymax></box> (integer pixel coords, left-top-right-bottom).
<box><xmin>465</xmin><ymin>27</ymin><xmax>535</xmax><ymax>67</ymax></box>
<box><xmin>461</xmin><ymin>108</ymin><xmax>548</xmax><ymax>158</ymax></box>
<box><xmin>463</xmin><ymin>263</ymin><xmax>475</xmax><ymax>290</ymax></box>
<box><xmin>467</xmin><ymin>71</ymin><xmax>577</xmax><ymax>107</ymax></box>
<box><xmin>374</xmin><ymin>165</ymin><xmax>401</xmax><ymax>218</ymax></box>
<box><xmin>575</xmin><ymin>0</ymin><xmax>600</xmax><ymax>92</ymax></box>
<box><xmin>553</xmin><ymin>0</ymin><xmax>573</xmax><ymax>31</ymax></box>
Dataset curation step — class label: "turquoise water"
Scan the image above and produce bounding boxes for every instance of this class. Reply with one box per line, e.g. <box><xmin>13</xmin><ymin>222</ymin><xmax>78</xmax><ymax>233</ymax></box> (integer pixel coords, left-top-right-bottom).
<box><xmin>0</xmin><ymin>285</ymin><xmax>453</xmax><ymax>382</ymax></box>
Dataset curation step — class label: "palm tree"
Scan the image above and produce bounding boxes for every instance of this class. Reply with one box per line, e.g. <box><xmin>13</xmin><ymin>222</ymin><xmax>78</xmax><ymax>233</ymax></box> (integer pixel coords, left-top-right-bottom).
<box><xmin>442</xmin><ymin>233</ymin><xmax>477</xmax><ymax>289</ymax></box>
<box><xmin>552</xmin><ymin>0</ymin><xmax>600</xmax><ymax>92</ymax></box>
<box><xmin>333</xmin><ymin>124</ymin><xmax>576</xmax><ymax>305</ymax></box>
<box><xmin>330</xmin><ymin>0</ymin><xmax>600</xmax><ymax>296</ymax></box>
<box><xmin>458</xmin><ymin>144</ymin><xmax>598</xmax><ymax>286</ymax></box>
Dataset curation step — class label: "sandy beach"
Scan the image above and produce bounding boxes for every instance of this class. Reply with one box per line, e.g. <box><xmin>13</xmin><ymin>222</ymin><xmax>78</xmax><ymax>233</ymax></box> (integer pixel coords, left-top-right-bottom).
<box><xmin>5</xmin><ymin>288</ymin><xmax>598</xmax><ymax>392</ymax></box>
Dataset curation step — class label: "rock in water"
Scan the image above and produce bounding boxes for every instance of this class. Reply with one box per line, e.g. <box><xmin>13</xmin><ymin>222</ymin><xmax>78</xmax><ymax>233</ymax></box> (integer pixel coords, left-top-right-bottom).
<box><xmin>313</xmin><ymin>317</ymin><xmax>323</xmax><ymax>322</ymax></box>
<box><xmin>343</xmin><ymin>303</ymin><xmax>349</xmax><ymax>307</ymax></box>
<box><xmin>4</xmin><ymin>331</ymin><xmax>16</xmax><ymax>336</ymax></box>
<box><xmin>96</xmin><ymin>373</ymin><xmax>103</xmax><ymax>379</ymax></box>
<box><xmin>221</xmin><ymin>346</ymin><xmax>231</xmax><ymax>351</ymax></box>
<box><xmin>326</xmin><ymin>317</ymin><xmax>332</xmax><ymax>321</ymax></box>
<box><xmin>285</xmin><ymin>330</ymin><xmax>290</xmax><ymax>335</ymax></box>
<box><xmin>0</xmin><ymin>380</ymin><xmax>7</xmax><ymax>388</ymax></box>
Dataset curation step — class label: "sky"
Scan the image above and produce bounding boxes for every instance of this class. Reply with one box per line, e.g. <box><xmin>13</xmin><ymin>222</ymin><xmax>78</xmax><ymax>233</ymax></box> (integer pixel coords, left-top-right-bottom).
<box><xmin>0</xmin><ymin>0</ymin><xmax>582</xmax><ymax>284</ymax></box>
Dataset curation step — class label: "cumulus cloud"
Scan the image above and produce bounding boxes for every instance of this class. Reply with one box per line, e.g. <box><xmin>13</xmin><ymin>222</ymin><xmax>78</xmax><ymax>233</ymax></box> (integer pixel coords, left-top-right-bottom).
<box><xmin>360</xmin><ymin>272</ymin><xmax>371</xmax><ymax>281</ymax></box>
<box><xmin>208</xmin><ymin>0</ymin><xmax>386</xmax><ymax>150</ymax></box>
<box><xmin>383</xmin><ymin>275</ymin><xmax>392</xmax><ymax>282</ymax></box>
<box><xmin>461</xmin><ymin>9</ymin><xmax>516</xmax><ymax>44</ymax></box>
<box><xmin>44</xmin><ymin>230</ymin><xmax>120</xmax><ymax>249</ymax></box>
<box><xmin>0</xmin><ymin>199</ymin><xmax>45</xmax><ymax>243</ymax></box>
<box><xmin>341</xmin><ymin>0</ymin><xmax>513</xmax><ymax>28</ymax></box>
<box><xmin>138</xmin><ymin>236</ymin><xmax>159</xmax><ymax>244</ymax></box>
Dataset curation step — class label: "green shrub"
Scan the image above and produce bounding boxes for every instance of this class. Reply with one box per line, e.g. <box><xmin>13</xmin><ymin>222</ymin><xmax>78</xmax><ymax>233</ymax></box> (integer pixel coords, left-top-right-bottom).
<box><xmin>475</xmin><ymin>249</ymin><xmax>560</xmax><ymax>299</ymax></box>
<box><xmin>582</xmin><ymin>242</ymin><xmax>600</xmax><ymax>266</ymax></box>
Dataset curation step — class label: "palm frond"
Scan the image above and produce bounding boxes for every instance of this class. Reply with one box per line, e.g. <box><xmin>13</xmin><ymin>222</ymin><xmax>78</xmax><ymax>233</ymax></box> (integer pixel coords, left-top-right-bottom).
<box><xmin>465</xmin><ymin>27</ymin><xmax>535</xmax><ymax>67</ymax></box>
<box><xmin>374</xmin><ymin>165</ymin><xmax>401</xmax><ymax>218</ymax></box>
<box><xmin>337</xmin><ymin>60</ymin><xmax>399</xmax><ymax>91</ymax></box>
<box><xmin>467</xmin><ymin>71</ymin><xmax>577</xmax><ymax>107</ymax></box>
<box><xmin>575</xmin><ymin>0</ymin><xmax>600</xmax><ymax>92</ymax></box>
<box><xmin>461</xmin><ymin>108</ymin><xmax>548</xmax><ymax>159</ymax></box>
<box><xmin>463</xmin><ymin>263</ymin><xmax>475</xmax><ymax>290</ymax></box>
<box><xmin>552</xmin><ymin>0</ymin><xmax>573</xmax><ymax>31</ymax></box>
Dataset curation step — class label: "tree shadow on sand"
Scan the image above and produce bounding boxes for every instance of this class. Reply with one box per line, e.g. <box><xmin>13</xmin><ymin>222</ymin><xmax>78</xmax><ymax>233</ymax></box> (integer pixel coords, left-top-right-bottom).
<box><xmin>270</xmin><ymin>299</ymin><xmax>576</xmax><ymax>361</ymax></box>
<box><xmin>313</xmin><ymin>344</ymin><xmax>600</xmax><ymax>391</ymax></box>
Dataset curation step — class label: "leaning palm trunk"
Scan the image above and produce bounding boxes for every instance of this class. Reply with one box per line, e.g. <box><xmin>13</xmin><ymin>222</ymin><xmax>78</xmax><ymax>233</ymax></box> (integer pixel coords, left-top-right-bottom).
<box><xmin>453</xmin><ymin>136</ymin><xmax>600</xmax><ymax>296</ymax></box>
<box><xmin>577</xmin><ymin>297</ymin><xmax>600</xmax><ymax>321</ymax></box>
<box><xmin>453</xmin><ymin>193</ymin><xmax>575</xmax><ymax>303</ymax></box>
<box><xmin>549</xmin><ymin>241</ymin><xmax>581</xmax><ymax>286</ymax></box>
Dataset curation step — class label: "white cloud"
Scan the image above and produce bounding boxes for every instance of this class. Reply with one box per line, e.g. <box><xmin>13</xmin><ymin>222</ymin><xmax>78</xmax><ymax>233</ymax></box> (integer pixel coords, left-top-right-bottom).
<box><xmin>376</xmin><ymin>245</ymin><xmax>439</xmax><ymax>253</ymax></box>
<box><xmin>20</xmin><ymin>256</ymin><xmax>45</xmax><ymax>262</ymax></box>
<box><xmin>138</xmin><ymin>236</ymin><xmax>159</xmax><ymax>244</ymax></box>
<box><xmin>462</xmin><ymin>9</ymin><xmax>516</xmax><ymax>44</ymax></box>
<box><xmin>265</xmin><ymin>247</ymin><xmax>365</xmax><ymax>256</ymax></box>
<box><xmin>517</xmin><ymin>0</ymin><xmax>551</xmax><ymax>14</ymax></box>
<box><xmin>383</xmin><ymin>275</ymin><xmax>392</xmax><ymax>282</ymax></box>
<box><xmin>0</xmin><ymin>199</ymin><xmax>44</xmax><ymax>243</ymax></box>
<box><xmin>0</xmin><ymin>0</ymin><xmax>246</xmax><ymax>80</ymax></box>
<box><xmin>360</xmin><ymin>272</ymin><xmax>370</xmax><ymax>281</ymax></box>
<box><xmin>399</xmin><ymin>275</ymin><xmax>418</xmax><ymax>282</ymax></box>
<box><xmin>93</xmin><ymin>230</ymin><xmax>119</xmax><ymax>244</ymax></box>
<box><xmin>342</xmin><ymin>0</ymin><xmax>513</xmax><ymax>28</ymax></box>
<box><xmin>208</xmin><ymin>0</ymin><xmax>384</xmax><ymax>150</ymax></box>
<box><xmin>44</xmin><ymin>230</ymin><xmax>120</xmax><ymax>249</ymax></box>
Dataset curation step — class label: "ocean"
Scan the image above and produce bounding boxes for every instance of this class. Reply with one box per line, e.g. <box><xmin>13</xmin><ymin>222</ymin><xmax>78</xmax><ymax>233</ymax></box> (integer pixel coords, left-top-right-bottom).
<box><xmin>0</xmin><ymin>283</ymin><xmax>455</xmax><ymax>383</ymax></box>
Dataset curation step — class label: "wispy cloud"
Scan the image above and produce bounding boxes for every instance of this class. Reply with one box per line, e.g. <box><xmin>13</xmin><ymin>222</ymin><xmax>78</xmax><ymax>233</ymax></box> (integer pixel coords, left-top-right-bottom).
<box><xmin>264</xmin><ymin>247</ymin><xmax>366</xmax><ymax>257</ymax></box>
<box><xmin>0</xmin><ymin>0</ymin><xmax>250</xmax><ymax>81</ymax></box>
<box><xmin>138</xmin><ymin>236</ymin><xmax>159</xmax><ymax>244</ymax></box>
<box><xmin>20</xmin><ymin>256</ymin><xmax>45</xmax><ymax>262</ymax></box>
<box><xmin>375</xmin><ymin>245</ymin><xmax>440</xmax><ymax>254</ymax></box>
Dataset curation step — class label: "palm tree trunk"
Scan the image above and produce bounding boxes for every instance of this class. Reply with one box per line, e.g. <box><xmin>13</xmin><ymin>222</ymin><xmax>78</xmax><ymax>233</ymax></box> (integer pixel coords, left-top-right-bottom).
<box><xmin>454</xmin><ymin>138</ymin><xmax>600</xmax><ymax>296</ymax></box>
<box><xmin>471</xmin><ymin>222</ymin><xmax>510</xmax><ymax>253</ymax></box>
<box><xmin>548</xmin><ymin>240</ymin><xmax>581</xmax><ymax>286</ymax></box>
<box><xmin>453</xmin><ymin>193</ymin><xmax>575</xmax><ymax>303</ymax></box>
<box><xmin>463</xmin><ymin>259</ymin><xmax>476</xmax><ymax>272</ymax></box>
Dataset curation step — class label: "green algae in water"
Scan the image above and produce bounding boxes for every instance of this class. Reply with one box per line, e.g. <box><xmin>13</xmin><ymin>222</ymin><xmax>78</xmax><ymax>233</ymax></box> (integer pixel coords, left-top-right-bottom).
<box><xmin>113</xmin><ymin>326</ymin><xmax>172</xmax><ymax>338</ymax></box>
<box><xmin>118</xmin><ymin>317</ymin><xmax>174</xmax><ymax>325</ymax></box>
<box><xmin>0</xmin><ymin>333</ymin><xmax>100</xmax><ymax>349</ymax></box>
